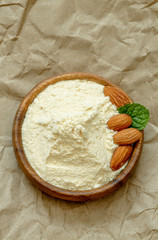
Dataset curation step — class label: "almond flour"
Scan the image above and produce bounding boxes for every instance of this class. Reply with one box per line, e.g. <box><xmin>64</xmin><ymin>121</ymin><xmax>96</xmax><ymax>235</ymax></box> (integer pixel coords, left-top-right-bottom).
<box><xmin>22</xmin><ymin>80</ymin><xmax>125</xmax><ymax>190</ymax></box>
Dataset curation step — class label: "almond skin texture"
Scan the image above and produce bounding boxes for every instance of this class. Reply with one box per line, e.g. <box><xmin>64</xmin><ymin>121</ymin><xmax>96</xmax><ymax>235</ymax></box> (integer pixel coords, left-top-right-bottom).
<box><xmin>113</xmin><ymin>128</ymin><xmax>141</xmax><ymax>145</ymax></box>
<box><xmin>110</xmin><ymin>145</ymin><xmax>133</xmax><ymax>171</ymax></box>
<box><xmin>107</xmin><ymin>114</ymin><xmax>132</xmax><ymax>131</ymax></box>
<box><xmin>104</xmin><ymin>86</ymin><xmax>130</xmax><ymax>107</ymax></box>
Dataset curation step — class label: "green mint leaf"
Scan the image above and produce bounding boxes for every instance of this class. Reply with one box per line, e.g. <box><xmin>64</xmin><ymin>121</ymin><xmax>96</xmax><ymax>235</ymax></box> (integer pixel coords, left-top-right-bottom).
<box><xmin>117</xmin><ymin>103</ymin><xmax>149</xmax><ymax>131</ymax></box>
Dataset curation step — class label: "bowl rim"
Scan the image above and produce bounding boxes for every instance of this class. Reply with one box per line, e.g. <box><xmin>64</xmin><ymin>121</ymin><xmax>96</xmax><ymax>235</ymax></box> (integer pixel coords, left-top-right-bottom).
<box><xmin>12</xmin><ymin>72</ymin><xmax>143</xmax><ymax>202</ymax></box>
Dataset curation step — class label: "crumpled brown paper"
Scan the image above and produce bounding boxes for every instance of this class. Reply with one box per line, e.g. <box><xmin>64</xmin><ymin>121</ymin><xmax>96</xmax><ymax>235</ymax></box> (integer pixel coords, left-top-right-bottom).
<box><xmin>0</xmin><ymin>0</ymin><xmax>158</xmax><ymax>239</ymax></box>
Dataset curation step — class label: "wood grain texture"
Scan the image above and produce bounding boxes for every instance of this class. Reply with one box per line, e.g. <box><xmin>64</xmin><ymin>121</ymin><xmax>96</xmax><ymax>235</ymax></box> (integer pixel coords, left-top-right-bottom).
<box><xmin>12</xmin><ymin>72</ymin><xmax>143</xmax><ymax>202</ymax></box>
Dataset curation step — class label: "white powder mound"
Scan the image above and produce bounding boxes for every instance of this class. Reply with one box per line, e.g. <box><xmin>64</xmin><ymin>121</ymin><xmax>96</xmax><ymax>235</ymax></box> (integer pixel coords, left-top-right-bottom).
<box><xmin>22</xmin><ymin>80</ymin><xmax>124</xmax><ymax>190</ymax></box>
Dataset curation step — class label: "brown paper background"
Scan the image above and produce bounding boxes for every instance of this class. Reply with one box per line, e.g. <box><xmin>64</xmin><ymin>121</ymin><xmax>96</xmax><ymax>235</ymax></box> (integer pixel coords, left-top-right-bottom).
<box><xmin>0</xmin><ymin>0</ymin><xmax>158</xmax><ymax>239</ymax></box>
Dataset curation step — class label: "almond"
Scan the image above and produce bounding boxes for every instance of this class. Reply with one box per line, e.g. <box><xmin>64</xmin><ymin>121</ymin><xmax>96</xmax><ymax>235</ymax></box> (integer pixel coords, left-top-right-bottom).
<box><xmin>104</xmin><ymin>86</ymin><xmax>130</xmax><ymax>107</ymax></box>
<box><xmin>113</xmin><ymin>128</ymin><xmax>141</xmax><ymax>145</ymax></box>
<box><xmin>110</xmin><ymin>145</ymin><xmax>133</xmax><ymax>171</ymax></box>
<box><xmin>107</xmin><ymin>114</ymin><xmax>132</xmax><ymax>131</ymax></box>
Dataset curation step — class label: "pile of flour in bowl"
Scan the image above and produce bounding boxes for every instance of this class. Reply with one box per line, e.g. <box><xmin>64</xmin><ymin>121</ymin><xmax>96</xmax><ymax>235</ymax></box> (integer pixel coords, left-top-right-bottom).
<box><xmin>22</xmin><ymin>80</ymin><xmax>124</xmax><ymax>190</ymax></box>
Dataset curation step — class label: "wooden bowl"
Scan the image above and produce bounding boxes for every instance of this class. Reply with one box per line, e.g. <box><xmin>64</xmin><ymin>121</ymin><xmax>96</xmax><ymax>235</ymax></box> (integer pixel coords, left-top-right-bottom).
<box><xmin>12</xmin><ymin>72</ymin><xmax>143</xmax><ymax>202</ymax></box>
